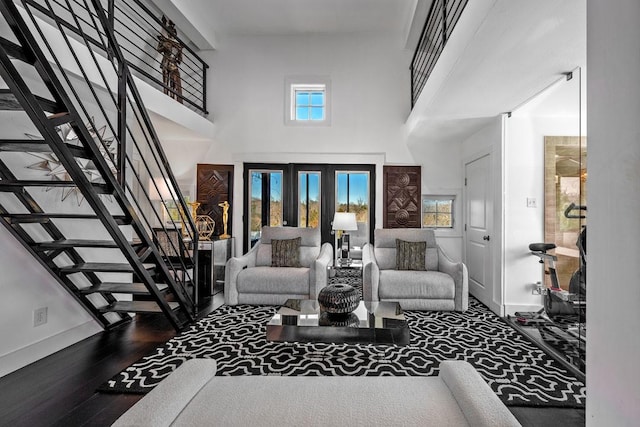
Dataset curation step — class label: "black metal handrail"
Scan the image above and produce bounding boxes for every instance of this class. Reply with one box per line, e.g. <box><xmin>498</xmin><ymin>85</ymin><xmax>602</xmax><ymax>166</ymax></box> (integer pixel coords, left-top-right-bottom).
<box><xmin>410</xmin><ymin>0</ymin><xmax>468</xmax><ymax>107</ymax></box>
<box><xmin>15</xmin><ymin>0</ymin><xmax>200</xmax><ymax>311</ymax></box>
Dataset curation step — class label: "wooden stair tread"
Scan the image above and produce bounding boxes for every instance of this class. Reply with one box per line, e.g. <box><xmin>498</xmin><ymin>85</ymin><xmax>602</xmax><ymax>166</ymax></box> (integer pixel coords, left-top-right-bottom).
<box><xmin>47</xmin><ymin>112</ymin><xmax>71</xmax><ymax>127</ymax></box>
<box><xmin>0</xmin><ymin>180</ymin><xmax>110</xmax><ymax>193</ymax></box>
<box><xmin>33</xmin><ymin>239</ymin><xmax>121</xmax><ymax>249</ymax></box>
<box><xmin>0</xmin><ymin>89</ymin><xmax>62</xmax><ymax>113</ymax></box>
<box><xmin>1</xmin><ymin>213</ymin><xmax>130</xmax><ymax>224</ymax></box>
<box><xmin>59</xmin><ymin>262</ymin><xmax>155</xmax><ymax>273</ymax></box>
<box><xmin>0</xmin><ymin>37</ymin><xmax>33</xmax><ymax>63</ymax></box>
<box><xmin>0</xmin><ymin>138</ymin><xmax>89</xmax><ymax>157</ymax></box>
<box><xmin>99</xmin><ymin>301</ymin><xmax>179</xmax><ymax>314</ymax></box>
<box><xmin>79</xmin><ymin>282</ymin><xmax>169</xmax><ymax>294</ymax></box>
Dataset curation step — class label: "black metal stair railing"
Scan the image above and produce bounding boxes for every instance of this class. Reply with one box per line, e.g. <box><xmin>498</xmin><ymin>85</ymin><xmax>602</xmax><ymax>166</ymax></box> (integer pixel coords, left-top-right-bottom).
<box><xmin>25</xmin><ymin>0</ymin><xmax>208</xmax><ymax>115</ymax></box>
<box><xmin>0</xmin><ymin>0</ymin><xmax>200</xmax><ymax>330</ymax></box>
<box><xmin>410</xmin><ymin>0</ymin><xmax>468</xmax><ymax>107</ymax></box>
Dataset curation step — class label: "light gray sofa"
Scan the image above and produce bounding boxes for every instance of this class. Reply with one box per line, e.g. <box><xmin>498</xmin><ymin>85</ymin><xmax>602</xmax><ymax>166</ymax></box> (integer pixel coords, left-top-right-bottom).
<box><xmin>113</xmin><ymin>359</ymin><xmax>521</xmax><ymax>426</ymax></box>
<box><xmin>225</xmin><ymin>226</ymin><xmax>333</xmax><ymax>305</ymax></box>
<box><xmin>363</xmin><ymin>228</ymin><xmax>468</xmax><ymax>311</ymax></box>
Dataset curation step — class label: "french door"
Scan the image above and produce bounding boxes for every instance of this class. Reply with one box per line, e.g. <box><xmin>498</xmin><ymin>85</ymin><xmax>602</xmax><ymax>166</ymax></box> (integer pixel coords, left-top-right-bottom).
<box><xmin>243</xmin><ymin>163</ymin><xmax>375</xmax><ymax>253</ymax></box>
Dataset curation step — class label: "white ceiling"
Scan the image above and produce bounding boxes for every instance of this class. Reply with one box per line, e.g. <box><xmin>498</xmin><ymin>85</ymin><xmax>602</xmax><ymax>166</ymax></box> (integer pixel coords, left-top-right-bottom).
<box><xmin>406</xmin><ymin>0</ymin><xmax>586</xmax><ymax>144</ymax></box>
<box><xmin>172</xmin><ymin>0</ymin><xmax>418</xmax><ymax>38</ymax></box>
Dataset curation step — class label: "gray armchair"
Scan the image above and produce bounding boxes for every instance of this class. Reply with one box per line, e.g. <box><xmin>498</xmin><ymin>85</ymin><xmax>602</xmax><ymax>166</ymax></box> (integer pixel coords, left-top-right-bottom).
<box><xmin>363</xmin><ymin>228</ymin><xmax>468</xmax><ymax>311</ymax></box>
<box><xmin>225</xmin><ymin>226</ymin><xmax>333</xmax><ymax>305</ymax></box>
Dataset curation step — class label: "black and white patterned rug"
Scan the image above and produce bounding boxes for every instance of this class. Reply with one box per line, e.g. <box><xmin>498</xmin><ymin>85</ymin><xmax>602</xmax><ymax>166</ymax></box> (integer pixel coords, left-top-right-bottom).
<box><xmin>99</xmin><ymin>296</ymin><xmax>585</xmax><ymax>408</ymax></box>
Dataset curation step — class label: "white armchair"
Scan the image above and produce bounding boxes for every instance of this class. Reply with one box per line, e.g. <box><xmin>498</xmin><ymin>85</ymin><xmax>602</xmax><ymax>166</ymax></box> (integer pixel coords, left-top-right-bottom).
<box><xmin>225</xmin><ymin>226</ymin><xmax>333</xmax><ymax>305</ymax></box>
<box><xmin>363</xmin><ymin>228</ymin><xmax>468</xmax><ymax>311</ymax></box>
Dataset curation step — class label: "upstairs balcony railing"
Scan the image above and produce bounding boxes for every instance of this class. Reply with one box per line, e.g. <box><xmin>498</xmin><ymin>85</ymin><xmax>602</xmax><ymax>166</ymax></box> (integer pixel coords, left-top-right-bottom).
<box><xmin>107</xmin><ymin>0</ymin><xmax>208</xmax><ymax>115</ymax></box>
<box><xmin>28</xmin><ymin>0</ymin><xmax>209</xmax><ymax>115</ymax></box>
<box><xmin>410</xmin><ymin>0</ymin><xmax>468</xmax><ymax>107</ymax></box>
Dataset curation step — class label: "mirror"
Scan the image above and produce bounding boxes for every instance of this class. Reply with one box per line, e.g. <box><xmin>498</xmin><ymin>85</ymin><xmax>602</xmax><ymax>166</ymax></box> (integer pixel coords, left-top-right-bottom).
<box><xmin>544</xmin><ymin>136</ymin><xmax>586</xmax><ymax>289</ymax></box>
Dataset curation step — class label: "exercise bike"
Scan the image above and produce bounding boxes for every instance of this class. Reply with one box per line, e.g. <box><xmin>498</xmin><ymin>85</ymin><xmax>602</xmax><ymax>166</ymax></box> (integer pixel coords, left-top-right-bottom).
<box><xmin>518</xmin><ymin>203</ymin><xmax>587</xmax><ymax>325</ymax></box>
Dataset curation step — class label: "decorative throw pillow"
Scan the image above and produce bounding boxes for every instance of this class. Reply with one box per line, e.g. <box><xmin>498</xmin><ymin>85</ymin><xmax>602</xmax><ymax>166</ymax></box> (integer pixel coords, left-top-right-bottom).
<box><xmin>396</xmin><ymin>239</ymin><xmax>427</xmax><ymax>271</ymax></box>
<box><xmin>271</xmin><ymin>237</ymin><xmax>301</xmax><ymax>267</ymax></box>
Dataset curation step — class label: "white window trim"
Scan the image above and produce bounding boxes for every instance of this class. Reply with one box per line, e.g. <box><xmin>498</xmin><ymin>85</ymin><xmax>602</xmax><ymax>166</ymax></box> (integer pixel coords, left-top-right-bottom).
<box><xmin>421</xmin><ymin>189</ymin><xmax>462</xmax><ymax>238</ymax></box>
<box><xmin>285</xmin><ymin>76</ymin><xmax>331</xmax><ymax>126</ymax></box>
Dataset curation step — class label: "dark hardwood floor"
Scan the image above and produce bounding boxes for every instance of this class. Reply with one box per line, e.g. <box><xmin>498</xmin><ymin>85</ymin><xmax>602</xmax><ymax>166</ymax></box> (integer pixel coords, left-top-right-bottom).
<box><xmin>0</xmin><ymin>292</ymin><xmax>585</xmax><ymax>426</ymax></box>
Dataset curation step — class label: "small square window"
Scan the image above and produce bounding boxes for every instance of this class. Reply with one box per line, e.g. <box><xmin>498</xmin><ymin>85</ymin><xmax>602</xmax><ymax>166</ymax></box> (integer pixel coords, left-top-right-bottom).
<box><xmin>292</xmin><ymin>85</ymin><xmax>325</xmax><ymax>121</ymax></box>
<box><xmin>293</xmin><ymin>88</ymin><xmax>326</xmax><ymax>121</ymax></box>
<box><xmin>422</xmin><ymin>195</ymin><xmax>455</xmax><ymax>228</ymax></box>
<box><xmin>285</xmin><ymin>77</ymin><xmax>331</xmax><ymax>126</ymax></box>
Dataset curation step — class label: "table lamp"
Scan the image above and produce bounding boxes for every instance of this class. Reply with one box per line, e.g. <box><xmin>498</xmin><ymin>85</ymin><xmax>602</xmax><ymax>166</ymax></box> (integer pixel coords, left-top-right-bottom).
<box><xmin>332</xmin><ymin>212</ymin><xmax>358</xmax><ymax>265</ymax></box>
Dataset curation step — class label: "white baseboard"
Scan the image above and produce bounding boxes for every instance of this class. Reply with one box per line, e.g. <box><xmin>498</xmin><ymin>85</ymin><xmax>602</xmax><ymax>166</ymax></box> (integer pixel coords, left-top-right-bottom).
<box><xmin>503</xmin><ymin>303</ymin><xmax>543</xmax><ymax>316</ymax></box>
<box><xmin>0</xmin><ymin>321</ymin><xmax>102</xmax><ymax>378</ymax></box>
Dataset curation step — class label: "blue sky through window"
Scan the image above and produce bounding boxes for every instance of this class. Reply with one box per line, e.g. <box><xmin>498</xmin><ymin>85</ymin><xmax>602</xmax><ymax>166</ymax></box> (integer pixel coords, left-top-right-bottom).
<box><xmin>252</xmin><ymin>171</ymin><xmax>367</xmax><ymax>210</ymax></box>
<box><xmin>299</xmin><ymin>173</ymin><xmax>320</xmax><ymax>202</ymax></box>
<box><xmin>337</xmin><ymin>172</ymin><xmax>368</xmax><ymax>207</ymax></box>
<box><xmin>295</xmin><ymin>90</ymin><xmax>325</xmax><ymax>120</ymax></box>
<box><xmin>251</xmin><ymin>171</ymin><xmax>282</xmax><ymax>200</ymax></box>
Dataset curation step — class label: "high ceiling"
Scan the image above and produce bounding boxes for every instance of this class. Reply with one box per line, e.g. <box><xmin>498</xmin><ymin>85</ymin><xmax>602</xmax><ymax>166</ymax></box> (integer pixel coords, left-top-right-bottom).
<box><xmin>153</xmin><ymin>0</ymin><xmax>586</xmax><ymax>147</ymax></box>
<box><xmin>172</xmin><ymin>0</ymin><xmax>417</xmax><ymax>38</ymax></box>
<box><xmin>405</xmin><ymin>0</ymin><xmax>586</xmax><ymax>144</ymax></box>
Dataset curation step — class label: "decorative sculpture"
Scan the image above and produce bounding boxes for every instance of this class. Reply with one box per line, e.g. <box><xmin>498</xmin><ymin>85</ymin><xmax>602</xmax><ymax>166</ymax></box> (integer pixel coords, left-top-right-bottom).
<box><xmin>156</xmin><ymin>16</ymin><xmax>183</xmax><ymax>103</ymax></box>
<box><xmin>196</xmin><ymin>215</ymin><xmax>215</xmax><ymax>240</ymax></box>
<box><xmin>25</xmin><ymin>119</ymin><xmax>117</xmax><ymax>205</ymax></box>
<box><xmin>219</xmin><ymin>200</ymin><xmax>231</xmax><ymax>238</ymax></box>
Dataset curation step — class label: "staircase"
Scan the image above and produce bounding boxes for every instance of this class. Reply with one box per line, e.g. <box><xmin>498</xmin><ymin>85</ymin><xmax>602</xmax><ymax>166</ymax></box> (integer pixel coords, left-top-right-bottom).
<box><xmin>0</xmin><ymin>0</ymin><xmax>199</xmax><ymax>331</ymax></box>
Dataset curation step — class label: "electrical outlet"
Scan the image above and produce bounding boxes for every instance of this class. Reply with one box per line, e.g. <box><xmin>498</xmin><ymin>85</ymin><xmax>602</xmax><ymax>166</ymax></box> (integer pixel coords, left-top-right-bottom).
<box><xmin>33</xmin><ymin>307</ymin><xmax>48</xmax><ymax>327</ymax></box>
<box><xmin>531</xmin><ymin>281</ymin><xmax>543</xmax><ymax>295</ymax></box>
<box><xmin>526</xmin><ymin>198</ymin><xmax>537</xmax><ymax>208</ymax></box>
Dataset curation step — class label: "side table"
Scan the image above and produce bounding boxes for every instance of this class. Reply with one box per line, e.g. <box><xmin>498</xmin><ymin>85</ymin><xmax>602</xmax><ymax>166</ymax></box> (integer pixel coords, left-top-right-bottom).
<box><xmin>328</xmin><ymin>259</ymin><xmax>363</xmax><ymax>297</ymax></box>
<box><xmin>196</xmin><ymin>237</ymin><xmax>234</xmax><ymax>304</ymax></box>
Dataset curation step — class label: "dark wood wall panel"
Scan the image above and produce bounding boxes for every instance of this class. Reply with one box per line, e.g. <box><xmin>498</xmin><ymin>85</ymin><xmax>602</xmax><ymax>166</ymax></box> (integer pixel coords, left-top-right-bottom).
<box><xmin>383</xmin><ymin>165</ymin><xmax>421</xmax><ymax>228</ymax></box>
<box><xmin>196</xmin><ymin>164</ymin><xmax>234</xmax><ymax>237</ymax></box>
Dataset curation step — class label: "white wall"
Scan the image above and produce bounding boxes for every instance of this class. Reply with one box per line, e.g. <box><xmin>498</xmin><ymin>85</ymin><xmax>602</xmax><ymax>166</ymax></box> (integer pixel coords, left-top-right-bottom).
<box><xmin>586</xmin><ymin>1</ymin><xmax>640</xmax><ymax>425</ymax></box>
<box><xmin>0</xmin><ymin>226</ymin><xmax>103</xmax><ymax>377</ymax></box>
<box><xmin>196</xmin><ymin>33</ymin><xmax>423</xmax><ymax>253</ymax></box>
<box><xmin>408</xmin><ymin>135</ymin><xmax>464</xmax><ymax>259</ymax></box>
<box><xmin>201</xmin><ymin>33</ymin><xmax>412</xmax><ymax>162</ymax></box>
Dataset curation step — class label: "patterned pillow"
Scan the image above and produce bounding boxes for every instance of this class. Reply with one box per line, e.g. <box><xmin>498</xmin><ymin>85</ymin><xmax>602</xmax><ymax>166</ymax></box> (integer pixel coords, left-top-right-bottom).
<box><xmin>396</xmin><ymin>239</ymin><xmax>427</xmax><ymax>271</ymax></box>
<box><xmin>271</xmin><ymin>237</ymin><xmax>301</xmax><ymax>267</ymax></box>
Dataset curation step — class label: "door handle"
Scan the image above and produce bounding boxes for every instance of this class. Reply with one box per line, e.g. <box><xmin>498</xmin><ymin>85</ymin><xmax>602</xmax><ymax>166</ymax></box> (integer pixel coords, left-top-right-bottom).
<box><xmin>483</xmin><ymin>235</ymin><xmax>490</xmax><ymax>241</ymax></box>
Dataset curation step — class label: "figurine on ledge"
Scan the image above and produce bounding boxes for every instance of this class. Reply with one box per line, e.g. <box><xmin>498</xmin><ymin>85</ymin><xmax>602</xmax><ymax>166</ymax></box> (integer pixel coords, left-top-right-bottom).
<box><xmin>219</xmin><ymin>200</ymin><xmax>231</xmax><ymax>238</ymax></box>
<box><xmin>156</xmin><ymin>16</ymin><xmax>183</xmax><ymax>103</ymax></box>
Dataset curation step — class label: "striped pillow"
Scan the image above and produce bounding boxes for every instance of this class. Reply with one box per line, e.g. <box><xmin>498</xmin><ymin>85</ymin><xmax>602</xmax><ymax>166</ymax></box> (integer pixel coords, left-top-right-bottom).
<box><xmin>396</xmin><ymin>239</ymin><xmax>427</xmax><ymax>271</ymax></box>
<box><xmin>271</xmin><ymin>237</ymin><xmax>301</xmax><ymax>267</ymax></box>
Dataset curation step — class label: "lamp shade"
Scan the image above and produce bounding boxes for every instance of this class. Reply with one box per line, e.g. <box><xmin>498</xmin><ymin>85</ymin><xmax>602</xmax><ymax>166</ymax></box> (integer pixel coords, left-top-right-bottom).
<box><xmin>149</xmin><ymin>177</ymin><xmax>176</xmax><ymax>201</ymax></box>
<box><xmin>332</xmin><ymin>212</ymin><xmax>358</xmax><ymax>231</ymax></box>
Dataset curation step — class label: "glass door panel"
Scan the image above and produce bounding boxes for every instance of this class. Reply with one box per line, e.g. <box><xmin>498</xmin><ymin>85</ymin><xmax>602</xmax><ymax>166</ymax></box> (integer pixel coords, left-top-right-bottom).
<box><xmin>248</xmin><ymin>169</ymin><xmax>283</xmax><ymax>248</ymax></box>
<box><xmin>335</xmin><ymin>171</ymin><xmax>370</xmax><ymax>254</ymax></box>
<box><xmin>298</xmin><ymin>171</ymin><xmax>321</xmax><ymax>228</ymax></box>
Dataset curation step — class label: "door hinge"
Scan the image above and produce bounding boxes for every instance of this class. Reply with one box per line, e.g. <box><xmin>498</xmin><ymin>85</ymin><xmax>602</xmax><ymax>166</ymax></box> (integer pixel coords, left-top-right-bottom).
<box><xmin>464</xmin><ymin>224</ymin><xmax>467</xmax><ymax>231</ymax></box>
<box><xmin>464</xmin><ymin>177</ymin><xmax>467</xmax><ymax>186</ymax></box>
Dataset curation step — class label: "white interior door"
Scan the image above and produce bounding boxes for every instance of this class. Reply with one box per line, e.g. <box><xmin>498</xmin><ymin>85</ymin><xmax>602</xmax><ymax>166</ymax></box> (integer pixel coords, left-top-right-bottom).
<box><xmin>465</xmin><ymin>153</ymin><xmax>495</xmax><ymax>311</ymax></box>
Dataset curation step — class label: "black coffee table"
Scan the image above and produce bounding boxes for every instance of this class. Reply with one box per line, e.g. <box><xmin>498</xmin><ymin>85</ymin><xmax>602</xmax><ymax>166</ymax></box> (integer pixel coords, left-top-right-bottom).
<box><xmin>266</xmin><ymin>299</ymin><xmax>409</xmax><ymax>345</ymax></box>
